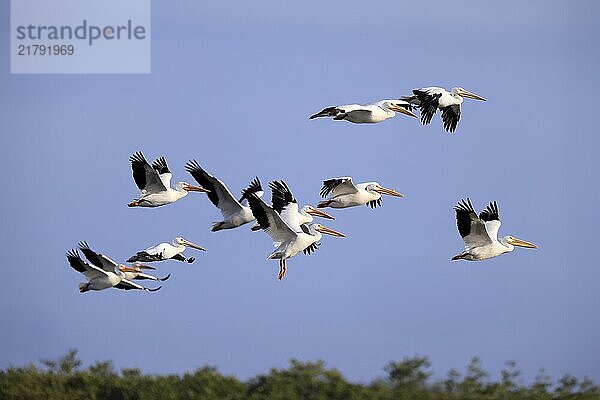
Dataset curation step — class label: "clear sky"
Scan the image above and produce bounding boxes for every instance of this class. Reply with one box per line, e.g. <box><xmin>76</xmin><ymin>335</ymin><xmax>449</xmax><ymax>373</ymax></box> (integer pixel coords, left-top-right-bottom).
<box><xmin>1</xmin><ymin>0</ymin><xmax>599</xmax><ymax>384</ymax></box>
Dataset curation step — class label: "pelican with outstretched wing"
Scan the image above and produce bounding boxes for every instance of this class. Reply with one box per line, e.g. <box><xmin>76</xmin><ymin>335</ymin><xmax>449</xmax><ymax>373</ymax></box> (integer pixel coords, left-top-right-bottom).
<box><xmin>67</xmin><ymin>245</ymin><xmax>160</xmax><ymax>293</ymax></box>
<box><xmin>452</xmin><ymin>198</ymin><xmax>538</xmax><ymax>261</ymax></box>
<box><xmin>127</xmin><ymin>237</ymin><xmax>206</xmax><ymax>264</ymax></box>
<box><xmin>185</xmin><ymin>160</ymin><xmax>263</xmax><ymax>231</ymax></box>
<box><xmin>310</xmin><ymin>99</ymin><xmax>417</xmax><ymax>123</ymax></box>
<box><xmin>317</xmin><ymin>177</ymin><xmax>403</xmax><ymax>209</ymax></box>
<box><xmin>401</xmin><ymin>86</ymin><xmax>486</xmax><ymax>133</ymax></box>
<box><xmin>247</xmin><ymin>191</ymin><xmax>344</xmax><ymax>281</ymax></box>
<box><xmin>78</xmin><ymin>242</ymin><xmax>170</xmax><ymax>282</ymax></box>
<box><xmin>128</xmin><ymin>152</ymin><xmax>209</xmax><ymax>207</ymax></box>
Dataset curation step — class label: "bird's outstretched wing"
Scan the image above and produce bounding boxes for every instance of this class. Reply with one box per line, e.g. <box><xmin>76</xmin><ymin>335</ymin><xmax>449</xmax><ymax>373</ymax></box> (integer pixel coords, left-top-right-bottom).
<box><xmin>309</xmin><ymin>106</ymin><xmax>343</xmax><ymax>119</ymax></box>
<box><xmin>454</xmin><ymin>198</ymin><xmax>493</xmax><ymax>249</ymax></box>
<box><xmin>151</xmin><ymin>156</ymin><xmax>173</xmax><ymax>189</ymax></box>
<box><xmin>185</xmin><ymin>160</ymin><xmax>244</xmax><ymax>219</ymax></box>
<box><xmin>441</xmin><ymin>104</ymin><xmax>461</xmax><ymax>133</ymax></box>
<box><xmin>238</xmin><ymin>177</ymin><xmax>263</xmax><ymax>202</ymax></box>
<box><xmin>412</xmin><ymin>88</ymin><xmax>443</xmax><ymax>125</ymax></box>
<box><xmin>130</xmin><ymin>152</ymin><xmax>167</xmax><ymax>193</ymax></box>
<box><xmin>303</xmin><ymin>242</ymin><xmax>320</xmax><ymax>256</ymax></box>
<box><xmin>115</xmin><ymin>279</ymin><xmax>161</xmax><ymax>292</ymax></box>
<box><xmin>479</xmin><ymin>200</ymin><xmax>501</xmax><ymax>242</ymax></box>
<box><xmin>78</xmin><ymin>241</ymin><xmax>119</xmax><ymax>272</ymax></box>
<box><xmin>320</xmin><ymin>177</ymin><xmax>359</xmax><ymax>198</ymax></box>
<box><xmin>247</xmin><ymin>193</ymin><xmax>297</xmax><ymax>248</ymax></box>
<box><xmin>66</xmin><ymin>249</ymin><xmax>108</xmax><ymax>280</ymax></box>
<box><xmin>269</xmin><ymin>180</ymin><xmax>301</xmax><ymax>232</ymax></box>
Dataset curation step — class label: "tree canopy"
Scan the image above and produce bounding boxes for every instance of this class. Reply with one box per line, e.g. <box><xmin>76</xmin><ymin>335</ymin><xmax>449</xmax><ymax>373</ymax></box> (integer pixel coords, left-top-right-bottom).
<box><xmin>1</xmin><ymin>351</ymin><xmax>597</xmax><ymax>400</ymax></box>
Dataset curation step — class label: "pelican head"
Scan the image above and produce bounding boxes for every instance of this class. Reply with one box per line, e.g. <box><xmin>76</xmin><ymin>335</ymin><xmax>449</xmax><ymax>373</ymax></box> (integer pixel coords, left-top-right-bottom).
<box><xmin>384</xmin><ymin>100</ymin><xmax>418</xmax><ymax>118</ymax></box>
<box><xmin>312</xmin><ymin>224</ymin><xmax>346</xmax><ymax>238</ymax></box>
<box><xmin>175</xmin><ymin>182</ymin><xmax>210</xmax><ymax>193</ymax></box>
<box><xmin>504</xmin><ymin>235</ymin><xmax>538</xmax><ymax>249</ymax></box>
<box><xmin>367</xmin><ymin>182</ymin><xmax>404</xmax><ymax>198</ymax></box>
<box><xmin>173</xmin><ymin>236</ymin><xmax>207</xmax><ymax>251</ymax></box>
<box><xmin>302</xmin><ymin>205</ymin><xmax>335</xmax><ymax>220</ymax></box>
<box><xmin>452</xmin><ymin>87</ymin><xmax>486</xmax><ymax>101</ymax></box>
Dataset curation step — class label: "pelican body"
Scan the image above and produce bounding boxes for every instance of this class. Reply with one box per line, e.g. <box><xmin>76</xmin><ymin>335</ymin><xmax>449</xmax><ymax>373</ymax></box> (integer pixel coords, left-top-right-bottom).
<box><xmin>185</xmin><ymin>160</ymin><xmax>263</xmax><ymax>231</ymax></box>
<box><xmin>246</xmin><ymin>191</ymin><xmax>345</xmax><ymax>280</ymax></box>
<box><xmin>309</xmin><ymin>99</ymin><xmax>417</xmax><ymax>123</ymax></box>
<box><xmin>67</xmin><ymin>243</ymin><xmax>160</xmax><ymax>292</ymax></box>
<box><xmin>401</xmin><ymin>86</ymin><xmax>486</xmax><ymax>133</ymax></box>
<box><xmin>127</xmin><ymin>237</ymin><xmax>206</xmax><ymax>263</ymax></box>
<box><xmin>452</xmin><ymin>199</ymin><xmax>538</xmax><ymax>261</ymax></box>
<box><xmin>317</xmin><ymin>177</ymin><xmax>403</xmax><ymax>209</ymax></box>
<box><xmin>128</xmin><ymin>152</ymin><xmax>209</xmax><ymax>208</ymax></box>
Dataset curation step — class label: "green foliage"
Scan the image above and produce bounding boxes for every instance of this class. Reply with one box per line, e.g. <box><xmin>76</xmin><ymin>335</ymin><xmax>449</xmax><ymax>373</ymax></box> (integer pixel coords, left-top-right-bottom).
<box><xmin>0</xmin><ymin>350</ymin><xmax>598</xmax><ymax>400</ymax></box>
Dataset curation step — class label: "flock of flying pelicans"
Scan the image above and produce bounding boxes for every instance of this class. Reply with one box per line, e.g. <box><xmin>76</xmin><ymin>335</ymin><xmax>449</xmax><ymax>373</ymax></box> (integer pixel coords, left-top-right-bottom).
<box><xmin>67</xmin><ymin>86</ymin><xmax>538</xmax><ymax>293</ymax></box>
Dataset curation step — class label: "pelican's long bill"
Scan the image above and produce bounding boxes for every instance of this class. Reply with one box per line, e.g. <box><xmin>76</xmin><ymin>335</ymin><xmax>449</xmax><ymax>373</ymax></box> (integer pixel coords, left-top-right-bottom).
<box><xmin>389</xmin><ymin>104</ymin><xmax>418</xmax><ymax>118</ymax></box>
<box><xmin>306</xmin><ymin>206</ymin><xmax>335</xmax><ymax>220</ymax></box>
<box><xmin>458</xmin><ymin>88</ymin><xmax>487</xmax><ymax>101</ymax></box>
<box><xmin>133</xmin><ymin>263</ymin><xmax>156</xmax><ymax>270</ymax></box>
<box><xmin>120</xmin><ymin>266</ymin><xmax>142</xmax><ymax>273</ymax></box>
<box><xmin>180</xmin><ymin>238</ymin><xmax>207</xmax><ymax>251</ymax></box>
<box><xmin>508</xmin><ymin>237</ymin><xmax>538</xmax><ymax>249</ymax></box>
<box><xmin>183</xmin><ymin>183</ymin><xmax>210</xmax><ymax>193</ymax></box>
<box><xmin>315</xmin><ymin>225</ymin><xmax>346</xmax><ymax>238</ymax></box>
<box><xmin>374</xmin><ymin>185</ymin><xmax>404</xmax><ymax>197</ymax></box>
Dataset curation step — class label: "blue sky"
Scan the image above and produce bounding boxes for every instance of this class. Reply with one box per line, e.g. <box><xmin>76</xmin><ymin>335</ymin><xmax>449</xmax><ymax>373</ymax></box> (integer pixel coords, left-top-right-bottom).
<box><xmin>1</xmin><ymin>0</ymin><xmax>599</xmax><ymax>384</ymax></box>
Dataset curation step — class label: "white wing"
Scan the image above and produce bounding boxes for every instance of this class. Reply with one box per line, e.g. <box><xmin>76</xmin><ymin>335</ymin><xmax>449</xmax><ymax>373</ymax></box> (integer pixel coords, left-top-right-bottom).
<box><xmin>151</xmin><ymin>157</ymin><xmax>173</xmax><ymax>189</ymax></box>
<box><xmin>185</xmin><ymin>160</ymin><xmax>244</xmax><ymax>220</ymax></box>
<box><xmin>419</xmin><ymin>87</ymin><xmax>446</xmax><ymax>95</ymax></box>
<box><xmin>482</xmin><ymin>220</ymin><xmax>500</xmax><ymax>242</ymax></box>
<box><xmin>144</xmin><ymin>243</ymin><xmax>169</xmax><ymax>256</ymax></box>
<box><xmin>479</xmin><ymin>201</ymin><xmax>502</xmax><ymax>242</ymax></box>
<box><xmin>320</xmin><ymin>177</ymin><xmax>359</xmax><ymax>198</ymax></box>
<box><xmin>78</xmin><ymin>242</ymin><xmax>119</xmax><ymax>272</ymax></box>
<box><xmin>247</xmin><ymin>194</ymin><xmax>298</xmax><ymax>248</ymax></box>
<box><xmin>269</xmin><ymin>180</ymin><xmax>302</xmax><ymax>233</ymax></box>
<box><xmin>158</xmin><ymin>172</ymin><xmax>172</xmax><ymax>188</ymax></box>
<box><xmin>66</xmin><ymin>250</ymin><xmax>109</xmax><ymax>280</ymax></box>
<box><xmin>130</xmin><ymin>152</ymin><xmax>167</xmax><ymax>194</ymax></box>
<box><xmin>455</xmin><ymin>199</ymin><xmax>493</xmax><ymax>250</ymax></box>
<box><xmin>279</xmin><ymin>202</ymin><xmax>301</xmax><ymax>233</ymax></box>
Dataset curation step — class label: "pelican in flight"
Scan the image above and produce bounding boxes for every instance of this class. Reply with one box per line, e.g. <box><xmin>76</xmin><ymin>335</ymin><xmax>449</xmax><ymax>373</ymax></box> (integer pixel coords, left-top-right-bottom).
<box><xmin>185</xmin><ymin>160</ymin><xmax>263</xmax><ymax>231</ymax></box>
<box><xmin>67</xmin><ymin>246</ymin><xmax>160</xmax><ymax>293</ymax></box>
<box><xmin>250</xmin><ymin>180</ymin><xmax>335</xmax><ymax>231</ymax></box>
<box><xmin>317</xmin><ymin>177</ymin><xmax>403</xmax><ymax>209</ymax></box>
<box><xmin>127</xmin><ymin>237</ymin><xmax>206</xmax><ymax>263</ymax></box>
<box><xmin>128</xmin><ymin>152</ymin><xmax>209</xmax><ymax>207</ymax></box>
<box><xmin>401</xmin><ymin>86</ymin><xmax>486</xmax><ymax>133</ymax></box>
<box><xmin>247</xmin><ymin>192</ymin><xmax>345</xmax><ymax>280</ymax></box>
<box><xmin>453</xmin><ymin>198</ymin><xmax>538</xmax><ymax>261</ymax></box>
<box><xmin>78</xmin><ymin>242</ymin><xmax>171</xmax><ymax>282</ymax></box>
<box><xmin>309</xmin><ymin>99</ymin><xmax>417</xmax><ymax>123</ymax></box>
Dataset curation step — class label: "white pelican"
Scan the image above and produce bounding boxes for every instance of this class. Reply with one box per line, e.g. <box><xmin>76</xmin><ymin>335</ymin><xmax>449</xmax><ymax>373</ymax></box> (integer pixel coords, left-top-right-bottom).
<box><xmin>247</xmin><ymin>192</ymin><xmax>345</xmax><ymax>280</ymax></box>
<box><xmin>78</xmin><ymin>242</ymin><xmax>170</xmax><ymax>282</ymax></box>
<box><xmin>185</xmin><ymin>160</ymin><xmax>263</xmax><ymax>231</ymax></box>
<box><xmin>66</xmin><ymin>248</ymin><xmax>160</xmax><ymax>293</ymax></box>
<box><xmin>128</xmin><ymin>152</ymin><xmax>209</xmax><ymax>207</ymax></box>
<box><xmin>250</xmin><ymin>180</ymin><xmax>335</xmax><ymax>231</ymax></box>
<box><xmin>453</xmin><ymin>198</ymin><xmax>538</xmax><ymax>261</ymax></box>
<box><xmin>401</xmin><ymin>86</ymin><xmax>486</xmax><ymax>133</ymax></box>
<box><xmin>317</xmin><ymin>177</ymin><xmax>403</xmax><ymax>209</ymax></box>
<box><xmin>309</xmin><ymin>99</ymin><xmax>417</xmax><ymax>123</ymax></box>
<box><xmin>127</xmin><ymin>237</ymin><xmax>206</xmax><ymax>263</ymax></box>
